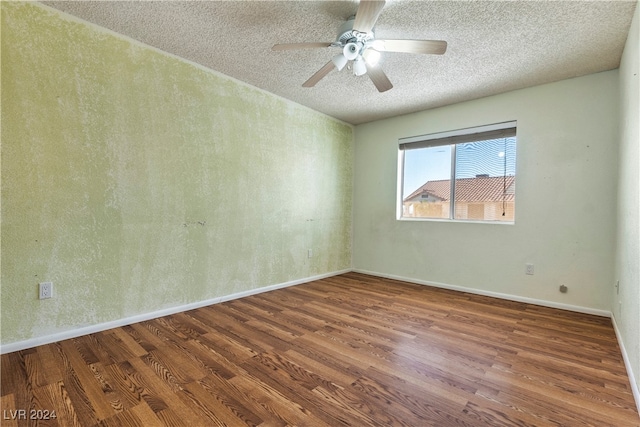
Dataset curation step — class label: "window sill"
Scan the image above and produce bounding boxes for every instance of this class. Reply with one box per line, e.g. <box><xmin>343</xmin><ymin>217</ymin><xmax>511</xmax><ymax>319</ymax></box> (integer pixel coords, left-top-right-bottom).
<box><xmin>397</xmin><ymin>217</ymin><xmax>515</xmax><ymax>225</ymax></box>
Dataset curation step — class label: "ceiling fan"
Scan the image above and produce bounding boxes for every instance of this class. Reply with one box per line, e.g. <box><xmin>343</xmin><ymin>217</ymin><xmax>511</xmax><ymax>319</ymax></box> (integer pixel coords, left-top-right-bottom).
<box><xmin>272</xmin><ymin>0</ymin><xmax>447</xmax><ymax>93</ymax></box>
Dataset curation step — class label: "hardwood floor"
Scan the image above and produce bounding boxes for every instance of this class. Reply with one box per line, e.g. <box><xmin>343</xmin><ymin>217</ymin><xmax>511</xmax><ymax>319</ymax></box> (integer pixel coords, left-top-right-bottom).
<box><xmin>2</xmin><ymin>272</ymin><xmax>638</xmax><ymax>426</ymax></box>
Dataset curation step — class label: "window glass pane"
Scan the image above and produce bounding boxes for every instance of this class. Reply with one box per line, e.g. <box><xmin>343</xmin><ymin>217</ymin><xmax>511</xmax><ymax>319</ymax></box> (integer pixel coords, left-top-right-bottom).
<box><xmin>402</xmin><ymin>145</ymin><xmax>451</xmax><ymax>219</ymax></box>
<box><xmin>454</xmin><ymin>137</ymin><xmax>516</xmax><ymax>221</ymax></box>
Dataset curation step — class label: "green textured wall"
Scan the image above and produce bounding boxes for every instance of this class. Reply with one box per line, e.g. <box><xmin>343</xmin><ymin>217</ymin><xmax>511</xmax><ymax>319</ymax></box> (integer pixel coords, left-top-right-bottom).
<box><xmin>0</xmin><ymin>3</ymin><xmax>353</xmax><ymax>346</ymax></box>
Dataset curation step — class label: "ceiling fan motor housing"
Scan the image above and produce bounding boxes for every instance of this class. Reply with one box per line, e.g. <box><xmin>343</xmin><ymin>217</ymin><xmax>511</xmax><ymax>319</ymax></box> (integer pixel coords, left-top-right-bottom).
<box><xmin>336</xmin><ymin>17</ymin><xmax>357</xmax><ymax>44</ymax></box>
<box><xmin>336</xmin><ymin>16</ymin><xmax>375</xmax><ymax>45</ymax></box>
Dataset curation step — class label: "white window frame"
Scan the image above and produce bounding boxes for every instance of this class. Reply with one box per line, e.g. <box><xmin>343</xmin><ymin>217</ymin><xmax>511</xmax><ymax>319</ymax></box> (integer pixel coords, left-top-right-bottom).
<box><xmin>397</xmin><ymin>121</ymin><xmax>517</xmax><ymax>223</ymax></box>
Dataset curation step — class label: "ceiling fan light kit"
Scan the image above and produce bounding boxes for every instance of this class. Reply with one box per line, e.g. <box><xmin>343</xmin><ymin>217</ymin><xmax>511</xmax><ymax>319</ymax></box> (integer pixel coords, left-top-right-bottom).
<box><xmin>272</xmin><ymin>0</ymin><xmax>447</xmax><ymax>93</ymax></box>
<box><xmin>343</xmin><ymin>42</ymin><xmax>362</xmax><ymax>61</ymax></box>
<box><xmin>332</xmin><ymin>53</ymin><xmax>348</xmax><ymax>71</ymax></box>
<box><xmin>353</xmin><ymin>56</ymin><xmax>368</xmax><ymax>76</ymax></box>
<box><xmin>363</xmin><ymin>48</ymin><xmax>381</xmax><ymax>66</ymax></box>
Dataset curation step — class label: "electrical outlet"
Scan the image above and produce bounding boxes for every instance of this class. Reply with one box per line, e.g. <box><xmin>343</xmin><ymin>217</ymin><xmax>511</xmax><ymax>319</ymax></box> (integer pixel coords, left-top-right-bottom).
<box><xmin>39</xmin><ymin>282</ymin><xmax>53</xmax><ymax>299</ymax></box>
<box><xmin>308</xmin><ymin>249</ymin><xmax>313</xmax><ymax>258</ymax></box>
<box><xmin>525</xmin><ymin>263</ymin><xmax>534</xmax><ymax>275</ymax></box>
<box><xmin>615</xmin><ymin>280</ymin><xmax>620</xmax><ymax>295</ymax></box>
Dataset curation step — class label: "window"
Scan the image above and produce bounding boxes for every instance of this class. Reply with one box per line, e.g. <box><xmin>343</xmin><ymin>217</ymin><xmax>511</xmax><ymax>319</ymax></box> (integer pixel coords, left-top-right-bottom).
<box><xmin>398</xmin><ymin>122</ymin><xmax>516</xmax><ymax>222</ymax></box>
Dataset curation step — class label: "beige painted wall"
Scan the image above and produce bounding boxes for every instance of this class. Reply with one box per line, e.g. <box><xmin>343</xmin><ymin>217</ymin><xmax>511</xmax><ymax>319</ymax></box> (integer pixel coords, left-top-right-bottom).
<box><xmin>353</xmin><ymin>71</ymin><xmax>619</xmax><ymax>311</ymax></box>
<box><xmin>1</xmin><ymin>3</ymin><xmax>353</xmax><ymax>346</ymax></box>
<box><xmin>615</xmin><ymin>0</ymin><xmax>640</xmax><ymax>406</ymax></box>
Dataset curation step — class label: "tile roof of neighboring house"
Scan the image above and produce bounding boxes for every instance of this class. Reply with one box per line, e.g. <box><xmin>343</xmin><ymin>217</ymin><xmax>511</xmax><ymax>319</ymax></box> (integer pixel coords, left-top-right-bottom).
<box><xmin>405</xmin><ymin>175</ymin><xmax>516</xmax><ymax>203</ymax></box>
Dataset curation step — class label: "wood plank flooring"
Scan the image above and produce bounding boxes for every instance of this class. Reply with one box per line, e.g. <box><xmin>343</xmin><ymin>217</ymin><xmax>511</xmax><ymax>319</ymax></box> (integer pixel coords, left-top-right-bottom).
<box><xmin>2</xmin><ymin>272</ymin><xmax>639</xmax><ymax>426</ymax></box>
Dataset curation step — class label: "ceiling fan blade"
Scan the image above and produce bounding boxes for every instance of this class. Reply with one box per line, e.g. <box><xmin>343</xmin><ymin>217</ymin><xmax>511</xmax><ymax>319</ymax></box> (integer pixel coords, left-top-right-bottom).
<box><xmin>367</xmin><ymin>65</ymin><xmax>393</xmax><ymax>92</ymax></box>
<box><xmin>374</xmin><ymin>39</ymin><xmax>447</xmax><ymax>55</ymax></box>
<box><xmin>353</xmin><ymin>0</ymin><xmax>386</xmax><ymax>34</ymax></box>
<box><xmin>272</xmin><ymin>42</ymin><xmax>333</xmax><ymax>51</ymax></box>
<box><xmin>302</xmin><ymin>61</ymin><xmax>337</xmax><ymax>87</ymax></box>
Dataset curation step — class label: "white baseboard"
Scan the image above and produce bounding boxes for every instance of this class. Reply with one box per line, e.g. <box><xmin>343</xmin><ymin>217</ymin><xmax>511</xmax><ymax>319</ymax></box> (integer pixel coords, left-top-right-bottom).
<box><xmin>3</xmin><ymin>267</ymin><xmax>637</xmax><ymax>416</ymax></box>
<box><xmin>352</xmin><ymin>269</ymin><xmax>612</xmax><ymax>317</ymax></box>
<box><xmin>611</xmin><ymin>314</ymin><xmax>640</xmax><ymax>416</ymax></box>
<box><xmin>0</xmin><ymin>269</ymin><xmax>350</xmax><ymax>355</ymax></box>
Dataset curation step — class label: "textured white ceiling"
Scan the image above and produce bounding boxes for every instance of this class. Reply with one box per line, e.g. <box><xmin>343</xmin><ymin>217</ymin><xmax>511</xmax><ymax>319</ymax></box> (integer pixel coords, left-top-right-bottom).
<box><xmin>43</xmin><ymin>1</ymin><xmax>637</xmax><ymax>125</ymax></box>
